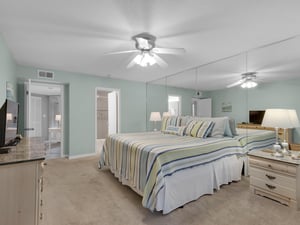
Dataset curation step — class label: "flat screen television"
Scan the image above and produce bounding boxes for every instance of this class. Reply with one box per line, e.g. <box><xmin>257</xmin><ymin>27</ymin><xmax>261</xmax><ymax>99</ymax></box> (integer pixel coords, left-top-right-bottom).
<box><xmin>0</xmin><ymin>99</ymin><xmax>19</xmax><ymax>150</ymax></box>
<box><xmin>249</xmin><ymin>110</ymin><xmax>265</xmax><ymax>124</ymax></box>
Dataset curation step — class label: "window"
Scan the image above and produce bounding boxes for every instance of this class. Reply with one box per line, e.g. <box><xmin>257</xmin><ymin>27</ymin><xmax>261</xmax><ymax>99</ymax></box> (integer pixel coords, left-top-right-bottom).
<box><xmin>168</xmin><ymin>95</ymin><xmax>181</xmax><ymax>116</ymax></box>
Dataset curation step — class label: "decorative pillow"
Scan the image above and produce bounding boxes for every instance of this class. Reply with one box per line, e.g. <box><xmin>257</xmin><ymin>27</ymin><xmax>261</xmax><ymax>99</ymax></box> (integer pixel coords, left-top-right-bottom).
<box><xmin>161</xmin><ymin>116</ymin><xmax>181</xmax><ymax>132</ymax></box>
<box><xmin>163</xmin><ymin>125</ymin><xmax>186</xmax><ymax>136</ymax></box>
<box><xmin>196</xmin><ymin>117</ymin><xmax>227</xmax><ymax>137</ymax></box>
<box><xmin>185</xmin><ymin>120</ymin><xmax>198</xmax><ymax>136</ymax></box>
<box><xmin>188</xmin><ymin>120</ymin><xmax>214</xmax><ymax>138</ymax></box>
<box><xmin>189</xmin><ymin>121</ymin><xmax>204</xmax><ymax>137</ymax></box>
<box><xmin>180</xmin><ymin>116</ymin><xmax>192</xmax><ymax>126</ymax></box>
<box><xmin>161</xmin><ymin>116</ymin><xmax>169</xmax><ymax>131</ymax></box>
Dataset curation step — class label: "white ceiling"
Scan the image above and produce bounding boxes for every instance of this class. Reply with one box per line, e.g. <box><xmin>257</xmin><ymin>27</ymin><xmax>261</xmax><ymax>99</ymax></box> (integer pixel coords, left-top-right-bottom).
<box><xmin>1</xmin><ymin>0</ymin><xmax>300</xmax><ymax>90</ymax></box>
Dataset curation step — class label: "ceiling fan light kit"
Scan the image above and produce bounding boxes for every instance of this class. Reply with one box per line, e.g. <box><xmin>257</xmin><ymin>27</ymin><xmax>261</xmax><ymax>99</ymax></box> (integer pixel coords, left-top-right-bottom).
<box><xmin>133</xmin><ymin>51</ymin><xmax>156</xmax><ymax>67</ymax></box>
<box><xmin>106</xmin><ymin>32</ymin><xmax>185</xmax><ymax>68</ymax></box>
<box><xmin>241</xmin><ymin>80</ymin><xmax>258</xmax><ymax>88</ymax></box>
<box><xmin>227</xmin><ymin>71</ymin><xmax>258</xmax><ymax>89</ymax></box>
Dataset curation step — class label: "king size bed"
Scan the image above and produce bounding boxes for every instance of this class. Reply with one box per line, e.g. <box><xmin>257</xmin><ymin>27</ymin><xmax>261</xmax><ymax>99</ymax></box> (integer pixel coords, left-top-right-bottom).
<box><xmin>99</xmin><ymin>116</ymin><xmax>275</xmax><ymax>214</ymax></box>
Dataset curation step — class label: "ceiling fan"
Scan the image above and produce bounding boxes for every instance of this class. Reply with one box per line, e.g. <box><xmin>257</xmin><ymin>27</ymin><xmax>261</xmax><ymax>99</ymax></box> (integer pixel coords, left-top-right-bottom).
<box><xmin>226</xmin><ymin>72</ymin><xmax>258</xmax><ymax>88</ymax></box>
<box><xmin>105</xmin><ymin>32</ymin><xmax>185</xmax><ymax>68</ymax></box>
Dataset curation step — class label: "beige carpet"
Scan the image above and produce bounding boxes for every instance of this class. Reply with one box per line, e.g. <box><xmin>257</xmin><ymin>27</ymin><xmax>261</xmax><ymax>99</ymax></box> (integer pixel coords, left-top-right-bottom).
<box><xmin>41</xmin><ymin>155</ymin><xmax>300</xmax><ymax>225</ymax></box>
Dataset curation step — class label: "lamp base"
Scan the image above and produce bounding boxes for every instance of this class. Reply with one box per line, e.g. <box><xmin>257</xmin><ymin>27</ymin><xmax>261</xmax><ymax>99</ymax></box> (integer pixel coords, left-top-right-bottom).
<box><xmin>281</xmin><ymin>141</ymin><xmax>290</xmax><ymax>155</ymax></box>
<box><xmin>273</xmin><ymin>144</ymin><xmax>283</xmax><ymax>157</ymax></box>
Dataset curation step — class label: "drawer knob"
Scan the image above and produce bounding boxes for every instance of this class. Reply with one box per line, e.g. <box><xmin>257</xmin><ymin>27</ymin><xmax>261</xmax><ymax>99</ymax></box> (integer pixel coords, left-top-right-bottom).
<box><xmin>268</xmin><ymin>164</ymin><xmax>272</xmax><ymax>169</ymax></box>
<box><xmin>265</xmin><ymin>174</ymin><xmax>276</xmax><ymax>180</ymax></box>
<box><xmin>265</xmin><ymin>184</ymin><xmax>276</xmax><ymax>190</ymax></box>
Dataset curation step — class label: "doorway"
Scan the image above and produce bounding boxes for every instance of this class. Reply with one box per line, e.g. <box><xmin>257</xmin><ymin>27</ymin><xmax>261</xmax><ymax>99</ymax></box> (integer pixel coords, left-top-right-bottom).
<box><xmin>24</xmin><ymin>80</ymin><xmax>64</xmax><ymax>159</ymax></box>
<box><xmin>95</xmin><ymin>88</ymin><xmax>120</xmax><ymax>153</ymax></box>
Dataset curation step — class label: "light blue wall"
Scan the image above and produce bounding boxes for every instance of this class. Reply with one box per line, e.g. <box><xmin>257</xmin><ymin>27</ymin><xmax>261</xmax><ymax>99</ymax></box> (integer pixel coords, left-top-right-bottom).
<box><xmin>206</xmin><ymin>86</ymin><xmax>248</xmax><ymax>123</ymax></box>
<box><xmin>146</xmin><ymin>83</ymin><xmax>195</xmax><ymax>130</ymax></box>
<box><xmin>16</xmin><ymin>65</ymin><xmax>148</xmax><ymax>157</ymax></box>
<box><xmin>207</xmin><ymin>78</ymin><xmax>300</xmax><ymax>143</ymax></box>
<box><xmin>0</xmin><ymin>34</ymin><xmax>16</xmax><ymax>104</ymax></box>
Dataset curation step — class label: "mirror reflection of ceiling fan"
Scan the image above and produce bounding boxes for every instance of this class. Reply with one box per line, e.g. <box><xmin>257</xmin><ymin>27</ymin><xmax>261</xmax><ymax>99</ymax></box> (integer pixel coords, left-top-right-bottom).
<box><xmin>227</xmin><ymin>71</ymin><xmax>258</xmax><ymax>88</ymax></box>
<box><xmin>105</xmin><ymin>32</ymin><xmax>185</xmax><ymax>68</ymax></box>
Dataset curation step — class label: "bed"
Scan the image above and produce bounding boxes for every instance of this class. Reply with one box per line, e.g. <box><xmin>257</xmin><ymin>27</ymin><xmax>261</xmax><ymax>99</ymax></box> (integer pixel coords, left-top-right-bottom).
<box><xmin>99</xmin><ymin>116</ymin><xmax>247</xmax><ymax>213</ymax></box>
<box><xmin>99</xmin><ymin>117</ymin><xmax>276</xmax><ymax>214</ymax></box>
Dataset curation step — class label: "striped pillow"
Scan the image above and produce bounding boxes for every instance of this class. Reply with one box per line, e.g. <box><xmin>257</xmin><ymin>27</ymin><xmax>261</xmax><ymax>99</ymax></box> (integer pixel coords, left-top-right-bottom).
<box><xmin>185</xmin><ymin>120</ymin><xmax>199</xmax><ymax>136</ymax></box>
<box><xmin>163</xmin><ymin>125</ymin><xmax>186</xmax><ymax>136</ymax></box>
<box><xmin>161</xmin><ymin>116</ymin><xmax>181</xmax><ymax>131</ymax></box>
<box><xmin>161</xmin><ymin>116</ymin><xmax>169</xmax><ymax>131</ymax></box>
<box><xmin>196</xmin><ymin>121</ymin><xmax>214</xmax><ymax>138</ymax></box>
<box><xmin>186</xmin><ymin>120</ymin><xmax>214</xmax><ymax>138</ymax></box>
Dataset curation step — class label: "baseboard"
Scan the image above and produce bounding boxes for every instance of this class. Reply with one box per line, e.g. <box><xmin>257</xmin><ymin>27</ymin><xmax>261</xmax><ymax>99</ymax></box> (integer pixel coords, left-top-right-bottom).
<box><xmin>68</xmin><ymin>152</ymin><xmax>97</xmax><ymax>159</ymax></box>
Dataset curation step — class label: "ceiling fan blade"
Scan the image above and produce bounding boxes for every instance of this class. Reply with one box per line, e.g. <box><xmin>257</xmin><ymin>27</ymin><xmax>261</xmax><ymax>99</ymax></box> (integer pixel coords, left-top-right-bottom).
<box><xmin>226</xmin><ymin>79</ymin><xmax>245</xmax><ymax>88</ymax></box>
<box><xmin>152</xmin><ymin>47</ymin><xmax>186</xmax><ymax>55</ymax></box>
<box><xmin>104</xmin><ymin>49</ymin><xmax>139</xmax><ymax>55</ymax></box>
<box><xmin>152</xmin><ymin>54</ymin><xmax>168</xmax><ymax>68</ymax></box>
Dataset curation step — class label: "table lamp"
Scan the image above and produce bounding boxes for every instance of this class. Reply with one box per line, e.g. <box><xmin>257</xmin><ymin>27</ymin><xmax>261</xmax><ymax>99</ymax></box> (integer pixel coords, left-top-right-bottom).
<box><xmin>261</xmin><ymin>109</ymin><xmax>294</xmax><ymax>157</ymax></box>
<box><xmin>149</xmin><ymin>112</ymin><xmax>161</xmax><ymax>131</ymax></box>
<box><xmin>55</xmin><ymin>114</ymin><xmax>61</xmax><ymax>128</ymax></box>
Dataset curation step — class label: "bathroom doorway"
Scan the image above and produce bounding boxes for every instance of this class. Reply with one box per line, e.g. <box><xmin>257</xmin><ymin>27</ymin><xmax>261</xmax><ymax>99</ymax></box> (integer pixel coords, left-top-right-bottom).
<box><xmin>24</xmin><ymin>80</ymin><xmax>64</xmax><ymax>159</ymax></box>
<box><xmin>95</xmin><ymin>88</ymin><xmax>120</xmax><ymax>153</ymax></box>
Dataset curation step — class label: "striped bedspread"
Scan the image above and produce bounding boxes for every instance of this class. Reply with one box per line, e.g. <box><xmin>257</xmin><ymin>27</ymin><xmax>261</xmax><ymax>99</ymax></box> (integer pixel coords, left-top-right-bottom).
<box><xmin>235</xmin><ymin>128</ymin><xmax>276</xmax><ymax>151</ymax></box>
<box><xmin>100</xmin><ymin>132</ymin><xmax>245</xmax><ymax>212</ymax></box>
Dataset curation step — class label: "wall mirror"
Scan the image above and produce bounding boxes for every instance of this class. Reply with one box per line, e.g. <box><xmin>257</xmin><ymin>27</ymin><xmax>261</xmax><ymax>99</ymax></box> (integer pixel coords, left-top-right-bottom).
<box><xmin>146</xmin><ymin>35</ymin><xmax>300</xmax><ymax>151</ymax></box>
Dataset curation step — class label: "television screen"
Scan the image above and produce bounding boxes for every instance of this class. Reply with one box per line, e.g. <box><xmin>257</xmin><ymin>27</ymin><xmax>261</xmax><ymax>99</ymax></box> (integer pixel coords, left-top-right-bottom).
<box><xmin>249</xmin><ymin>110</ymin><xmax>265</xmax><ymax>124</ymax></box>
<box><xmin>0</xmin><ymin>99</ymin><xmax>19</xmax><ymax>148</ymax></box>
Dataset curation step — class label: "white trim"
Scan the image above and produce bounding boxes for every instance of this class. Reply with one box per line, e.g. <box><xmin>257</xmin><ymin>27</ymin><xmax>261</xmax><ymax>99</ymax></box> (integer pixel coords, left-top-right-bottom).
<box><xmin>68</xmin><ymin>152</ymin><xmax>97</xmax><ymax>160</ymax></box>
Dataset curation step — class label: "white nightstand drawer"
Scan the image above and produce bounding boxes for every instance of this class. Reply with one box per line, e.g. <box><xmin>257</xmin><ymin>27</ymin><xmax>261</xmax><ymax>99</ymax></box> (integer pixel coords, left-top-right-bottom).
<box><xmin>250</xmin><ymin>167</ymin><xmax>296</xmax><ymax>189</ymax></box>
<box><xmin>249</xmin><ymin>157</ymin><xmax>297</xmax><ymax>176</ymax></box>
<box><xmin>250</xmin><ymin>176</ymin><xmax>296</xmax><ymax>200</ymax></box>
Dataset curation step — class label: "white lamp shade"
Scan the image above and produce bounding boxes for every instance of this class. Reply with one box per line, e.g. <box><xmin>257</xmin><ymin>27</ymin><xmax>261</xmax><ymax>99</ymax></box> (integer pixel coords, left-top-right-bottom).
<box><xmin>262</xmin><ymin>109</ymin><xmax>294</xmax><ymax>128</ymax></box>
<box><xmin>55</xmin><ymin>114</ymin><xmax>61</xmax><ymax>121</ymax></box>
<box><xmin>149</xmin><ymin>112</ymin><xmax>161</xmax><ymax>121</ymax></box>
<box><xmin>288</xmin><ymin>109</ymin><xmax>300</xmax><ymax>127</ymax></box>
<box><xmin>162</xmin><ymin>112</ymin><xmax>171</xmax><ymax>117</ymax></box>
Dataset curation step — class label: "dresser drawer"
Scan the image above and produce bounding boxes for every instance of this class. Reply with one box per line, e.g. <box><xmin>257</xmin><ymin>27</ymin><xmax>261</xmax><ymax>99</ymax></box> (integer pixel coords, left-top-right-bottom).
<box><xmin>249</xmin><ymin>157</ymin><xmax>297</xmax><ymax>176</ymax></box>
<box><xmin>250</xmin><ymin>176</ymin><xmax>296</xmax><ymax>200</ymax></box>
<box><xmin>249</xmin><ymin>167</ymin><xmax>296</xmax><ymax>189</ymax></box>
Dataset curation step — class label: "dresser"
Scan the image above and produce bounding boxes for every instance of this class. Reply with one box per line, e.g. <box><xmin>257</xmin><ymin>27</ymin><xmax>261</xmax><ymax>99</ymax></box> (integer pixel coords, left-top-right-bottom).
<box><xmin>248</xmin><ymin>150</ymin><xmax>300</xmax><ymax>209</ymax></box>
<box><xmin>0</xmin><ymin>138</ymin><xmax>46</xmax><ymax>225</ymax></box>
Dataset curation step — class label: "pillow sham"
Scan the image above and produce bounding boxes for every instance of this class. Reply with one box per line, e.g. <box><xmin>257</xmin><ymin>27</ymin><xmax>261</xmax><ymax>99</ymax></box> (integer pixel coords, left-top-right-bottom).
<box><xmin>229</xmin><ymin>118</ymin><xmax>238</xmax><ymax>136</ymax></box>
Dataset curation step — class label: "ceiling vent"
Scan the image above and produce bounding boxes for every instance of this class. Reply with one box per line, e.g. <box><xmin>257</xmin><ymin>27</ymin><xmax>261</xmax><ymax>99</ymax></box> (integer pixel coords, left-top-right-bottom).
<box><xmin>37</xmin><ymin>70</ymin><xmax>54</xmax><ymax>80</ymax></box>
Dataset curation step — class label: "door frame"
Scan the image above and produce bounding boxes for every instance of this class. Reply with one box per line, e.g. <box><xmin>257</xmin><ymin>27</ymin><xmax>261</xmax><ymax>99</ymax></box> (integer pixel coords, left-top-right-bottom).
<box><xmin>24</xmin><ymin>79</ymin><xmax>65</xmax><ymax>157</ymax></box>
<box><xmin>95</xmin><ymin>87</ymin><xmax>120</xmax><ymax>153</ymax></box>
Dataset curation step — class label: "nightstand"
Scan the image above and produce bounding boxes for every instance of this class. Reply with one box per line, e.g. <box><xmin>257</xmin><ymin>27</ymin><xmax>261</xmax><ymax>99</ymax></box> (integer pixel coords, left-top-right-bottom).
<box><xmin>248</xmin><ymin>149</ymin><xmax>300</xmax><ymax>210</ymax></box>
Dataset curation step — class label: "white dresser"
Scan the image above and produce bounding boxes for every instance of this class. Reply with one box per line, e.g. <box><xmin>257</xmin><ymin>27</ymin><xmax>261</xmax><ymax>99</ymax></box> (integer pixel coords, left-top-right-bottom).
<box><xmin>248</xmin><ymin>149</ymin><xmax>300</xmax><ymax>209</ymax></box>
<box><xmin>0</xmin><ymin>138</ymin><xmax>45</xmax><ymax>225</ymax></box>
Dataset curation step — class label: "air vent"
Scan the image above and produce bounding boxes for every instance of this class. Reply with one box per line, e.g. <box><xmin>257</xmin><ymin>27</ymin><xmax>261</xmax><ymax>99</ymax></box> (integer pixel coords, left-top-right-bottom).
<box><xmin>37</xmin><ymin>70</ymin><xmax>54</xmax><ymax>79</ymax></box>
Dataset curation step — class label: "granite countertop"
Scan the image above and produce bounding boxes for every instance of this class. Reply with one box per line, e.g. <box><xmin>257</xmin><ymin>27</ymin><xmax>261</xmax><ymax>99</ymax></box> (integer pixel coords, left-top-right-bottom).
<box><xmin>0</xmin><ymin>137</ymin><xmax>46</xmax><ymax>166</ymax></box>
